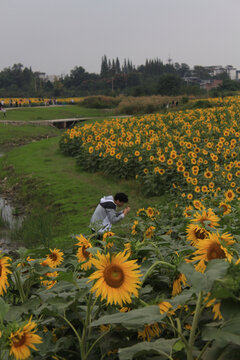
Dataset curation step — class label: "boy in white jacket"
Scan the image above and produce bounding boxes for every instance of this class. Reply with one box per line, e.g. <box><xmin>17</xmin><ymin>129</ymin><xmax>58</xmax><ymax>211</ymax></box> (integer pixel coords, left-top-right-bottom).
<box><xmin>90</xmin><ymin>193</ymin><xmax>130</xmax><ymax>234</ymax></box>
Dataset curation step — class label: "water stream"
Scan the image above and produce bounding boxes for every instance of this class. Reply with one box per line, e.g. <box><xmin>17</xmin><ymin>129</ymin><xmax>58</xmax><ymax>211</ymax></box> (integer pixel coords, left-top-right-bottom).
<box><xmin>0</xmin><ymin>152</ymin><xmax>24</xmax><ymax>253</ymax></box>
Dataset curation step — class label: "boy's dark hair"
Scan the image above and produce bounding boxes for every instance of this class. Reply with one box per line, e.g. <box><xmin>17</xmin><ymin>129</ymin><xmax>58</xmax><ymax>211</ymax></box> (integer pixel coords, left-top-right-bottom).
<box><xmin>114</xmin><ymin>192</ymin><xmax>128</xmax><ymax>203</ymax></box>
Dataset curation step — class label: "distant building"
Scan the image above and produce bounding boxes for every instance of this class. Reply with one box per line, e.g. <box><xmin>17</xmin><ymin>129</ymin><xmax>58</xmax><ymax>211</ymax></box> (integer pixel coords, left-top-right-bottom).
<box><xmin>202</xmin><ymin>79</ymin><xmax>223</xmax><ymax>91</ymax></box>
<box><xmin>183</xmin><ymin>64</ymin><xmax>240</xmax><ymax>90</ymax></box>
<box><xmin>206</xmin><ymin>66</ymin><xmax>225</xmax><ymax>77</ymax></box>
<box><xmin>38</xmin><ymin>73</ymin><xmax>60</xmax><ymax>82</ymax></box>
<box><xmin>183</xmin><ymin>76</ymin><xmax>201</xmax><ymax>85</ymax></box>
<box><xmin>236</xmin><ymin>70</ymin><xmax>240</xmax><ymax>80</ymax></box>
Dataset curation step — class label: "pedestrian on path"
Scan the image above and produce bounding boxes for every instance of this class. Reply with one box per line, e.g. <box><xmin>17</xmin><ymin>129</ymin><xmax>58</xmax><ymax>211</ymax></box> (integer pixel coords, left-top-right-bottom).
<box><xmin>0</xmin><ymin>103</ymin><xmax>6</xmax><ymax>118</ymax></box>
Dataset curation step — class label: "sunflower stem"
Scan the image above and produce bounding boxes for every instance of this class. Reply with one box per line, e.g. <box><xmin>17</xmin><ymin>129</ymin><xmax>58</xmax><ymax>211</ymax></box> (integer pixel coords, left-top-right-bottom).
<box><xmin>81</xmin><ymin>293</ymin><xmax>93</xmax><ymax>359</ymax></box>
<box><xmin>60</xmin><ymin>313</ymin><xmax>82</xmax><ymax>359</ymax></box>
<box><xmin>13</xmin><ymin>270</ymin><xmax>26</xmax><ymax>303</ymax></box>
<box><xmin>196</xmin><ymin>340</ymin><xmax>212</xmax><ymax>360</ymax></box>
<box><xmin>139</xmin><ymin>299</ymin><xmax>148</xmax><ymax>307</ymax></box>
<box><xmin>142</xmin><ymin>261</ymin><xmax>176</xmax><ymax>284</ymax></box>
<box><xmin>187</xmin><ymin>291</ymin><xmax>203</xmax><ymax>360</ymax></box>
<box><xmin>85</xmin><ymin>329</ymin><xmax>110</xmax><ymax>358</ymax></box>
<box><xmin>87</xmin><ymin>296</ymin><xmax>98</xmax><ymax>339</ymax></box>
<box><xmin>166</xmin><ymin>317</ymin><xmax>189</xmax><ymax>350</ymax></box>
<box><xmin>150</xmin><ymin>242</ymin><xmax>165</xmax><ymax>261</ymax></box>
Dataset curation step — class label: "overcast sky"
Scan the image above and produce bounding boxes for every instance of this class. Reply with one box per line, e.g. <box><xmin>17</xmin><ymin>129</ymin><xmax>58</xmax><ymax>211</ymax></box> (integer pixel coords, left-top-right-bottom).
<box><xmin>1</xmin><ymin>0</ymin><xmax>240</xmax><ymax>75</ymax></box>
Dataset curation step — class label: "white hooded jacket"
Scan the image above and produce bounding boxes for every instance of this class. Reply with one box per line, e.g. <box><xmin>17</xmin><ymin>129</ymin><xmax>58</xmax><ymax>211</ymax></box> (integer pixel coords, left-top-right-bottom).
<box><xmin>90</xmin><ymin>195</ymin><xmax>125</xmax><ymax>233</ymax></box>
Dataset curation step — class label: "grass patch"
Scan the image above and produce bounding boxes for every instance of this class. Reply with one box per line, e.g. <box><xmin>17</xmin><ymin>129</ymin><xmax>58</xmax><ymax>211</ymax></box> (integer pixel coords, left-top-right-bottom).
<box><xmin>0</xmin><ymin>137</ymin><xmax>165</xmax><ymax>248</ymax></box>
<box><xmin>1</xmin><ymin>105</ymin><xmax>108</xmax><ymax>121</ymax></box>
<box><xmin>0</xmin><ymin>124</ymin><xmax>61</xmax><ymax>149</ymax></box>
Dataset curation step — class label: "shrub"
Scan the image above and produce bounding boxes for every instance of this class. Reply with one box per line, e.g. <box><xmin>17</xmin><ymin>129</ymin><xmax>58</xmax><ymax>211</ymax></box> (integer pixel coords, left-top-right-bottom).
<box><xmin>81</xmin><ymin>95</ymin><xmax>121</xmax><ymax>109</ymax></box>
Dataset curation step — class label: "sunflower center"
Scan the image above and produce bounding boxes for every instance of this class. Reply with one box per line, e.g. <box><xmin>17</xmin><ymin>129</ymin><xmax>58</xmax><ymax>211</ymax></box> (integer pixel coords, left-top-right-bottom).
<box><xmin>0</xmin><ymin>264</ymin><xmax>2</xmax><ymax>276</ymax></box>
<box><xmin>104</xmin><ymin>265</ymin><xmax>124</xmax><ymax>288</ymax></box>
<box><xmin>195</xmin><ymin>229</ymin><xmax>206</xmax><ymax>240</ymax></box>
<box><xmin>221</xmin><ymin>204</ymin><xmax>228</xmax><ymax>212</ymax></box>
<box><xmin>82</xmin><ymin>245</ymin><xmax>90</xmax><ymax>258</ymax></box>
<box><xmin>207</xmin><ymin>243</ymin><xmax>226</xmax><ymax>260</ymax></box>
<box><xmin>13</xmin><ymin>333</ymin><xmax>26</xmax><ymax>348</ymax></box>
<box><xmin>49</xmin><ymin>253</ymin><xmax>58</xmax><ymax>261</ymax></box>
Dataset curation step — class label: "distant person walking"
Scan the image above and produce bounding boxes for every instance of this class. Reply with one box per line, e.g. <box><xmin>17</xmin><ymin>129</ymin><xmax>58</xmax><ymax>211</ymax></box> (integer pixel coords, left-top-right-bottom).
<box><xmin>0</xmin><ymin>103</ymin><xmax>6</xmax><ymax>118</ymax></box>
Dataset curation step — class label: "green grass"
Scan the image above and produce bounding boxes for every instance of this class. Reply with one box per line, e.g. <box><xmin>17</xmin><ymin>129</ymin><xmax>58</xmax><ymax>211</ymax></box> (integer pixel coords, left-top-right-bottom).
<box><xmin>0</xmin><ymin>137</ymin><xmax>165</xmax><ymax>248</ymax></box>
<box><xmin>1</xmin><ymin>105</ymin><xmax>109</xmax><ymax>121</ymax></box>
<box><xmin>0</xmin><ymin>124</ymin><xmax>61</xmax><ymax>149</ymax></box>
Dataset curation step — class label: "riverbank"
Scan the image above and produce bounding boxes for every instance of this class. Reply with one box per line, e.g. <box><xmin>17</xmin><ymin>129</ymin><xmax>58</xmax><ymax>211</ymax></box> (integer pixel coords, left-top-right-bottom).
<box><xmin>0</xmin><ymin>123</ymin><xmax>61</xmax><ymax>150</ymax></box>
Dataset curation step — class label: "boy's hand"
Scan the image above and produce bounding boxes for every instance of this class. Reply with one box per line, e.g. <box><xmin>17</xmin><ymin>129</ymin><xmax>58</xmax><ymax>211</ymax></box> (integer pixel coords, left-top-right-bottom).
<box><xmin>123</xmin><ymin>206</ymin><xmax>131</xmax><ymax>215</ymax></box>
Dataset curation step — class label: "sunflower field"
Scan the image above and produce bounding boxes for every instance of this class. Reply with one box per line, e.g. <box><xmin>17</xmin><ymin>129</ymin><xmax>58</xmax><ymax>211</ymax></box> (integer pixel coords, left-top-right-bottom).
<box><xmin>1</xmin><ymin>95</ymin><xmax>240</xmax><ymax>359</ymax></box>
<box><xmin>1</xmin><ymin>195</ymin><xmax>240</xmax><ymax>359</ymax></box>
<box><xmin>59</xmin><ymin>95</ymin><xmax>240</xmax><ymax>198</ymax></box>
<box><xmin>0</xmin><ymin>97</ymin><xmax>84</xmax><ymax>106</ymax></box>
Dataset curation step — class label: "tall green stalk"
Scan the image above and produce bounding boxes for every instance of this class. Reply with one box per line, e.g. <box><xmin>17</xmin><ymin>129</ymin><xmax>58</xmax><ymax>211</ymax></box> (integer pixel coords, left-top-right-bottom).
<box><xmin>187</xmin><ymin>291</ymin><xmax>203</xmax><ymax>360</ymax></box>
<box><xmin>142</xmin><ymin>260</ymin><xmax>176</xmax><ymax>284</ymax></box>
<box><xmin>13</xmin><ymin>270</ymin><xmax>26</xmax><ymax>303</ymax></box>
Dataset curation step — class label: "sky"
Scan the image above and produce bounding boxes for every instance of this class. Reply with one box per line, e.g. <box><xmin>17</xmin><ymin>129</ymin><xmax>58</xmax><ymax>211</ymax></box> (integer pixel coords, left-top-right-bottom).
<box><xmin>1</xmin><ymin>0</ymin><xmax>240</xmax><ymax>76</ymax></box>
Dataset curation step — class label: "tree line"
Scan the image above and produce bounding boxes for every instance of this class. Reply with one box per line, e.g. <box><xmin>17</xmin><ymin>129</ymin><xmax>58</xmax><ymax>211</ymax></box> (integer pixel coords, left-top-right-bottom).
<box><xmin>0</xmin><ymin>56</ymin><xmax>238</xmax><ymax>98</ymax></box>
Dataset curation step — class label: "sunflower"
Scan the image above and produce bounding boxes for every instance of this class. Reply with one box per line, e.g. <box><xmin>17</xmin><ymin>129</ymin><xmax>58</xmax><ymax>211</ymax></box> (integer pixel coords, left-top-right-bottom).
<box><xmin>220</xmin><ymin>232</ymin><xmax>235</xmax><ymax>245</ymax></box>
<box><xmin>213</xmin><ymin>304</ymin><xmax>223</xmax><ymax>320</ymax></box>
<box><xmin>190</xmin><ymin>232</ymin><xmax>233</xmax><ymax>273</ymax></box>
<box><xmin>193</xmin><ymin>200</ymin><xmax>205</xmax><ymax>210</ymax></box>
<box><xmin>138</xmin><ymin>323</ymin><xmax>161</xmax><ymax>342</ymax></box>
<box><xmin>225</xmin><ymin>189</ymin><xmax>235</xmax><ymax>202</ymax></box>
<box><xmin>219</xmin><ymin>201</ymin><xmax>231</xmax><ymax>215</ymax></box>
<box><xmin>186</xmin><ymin>224</ymin><xmax>209</xmax><ymax>246</ymax></box>
<box><xmin>41</xmin><ymin>271</ymin><xmax>58</xmax><ymax>289</ymax></box>
<box><xmin>204</xmin><ymin>295</ymin><xmax>222</xmax><ymax>320</ymax></box>
<box><xmin>146</xmin><ymin>207</ymin><xmax>155</xmax><ymax>217</ymax></box>
<box><xmin>9</xmin><ymin>319</ymin><xmax>42</xmax><ymax>360</ymax></box>
<box><xmin>191</xmin><ymin>177</ymin><xmax>198</xmax><ymax>185</ymax></box>
<box><xmin>46</xmin><ymin>249</ymin><xmax>64</xmax><ymax>268</ymax></box>
<box><xmin>144</xmin><ymin>226</ymin><xmax>155</xmax><ymax>239</ymax></box>
<box><xmin>183</xmin><ymin>205</ymin><xmax>193</xmax><ymax>218</ymax></box>
<box><xmin>158</xmin><ymin>301</ymin><xmax>172</xmax><ymax>314</ymax></box>
<box><xmin>172</xmin><ymin>273</ymin><xmax>187</xmax><ymax>296</ymax></box>
<box><xmin>209</xmin><ymin>182</ymin><xmax>215</xmax><ymax>189</ymax></box>
<box><xmin>100</xmin><ymin>324</ymin><xmax>111</xmax><ymax>333</ymax></box>
<box><xmin>119</xmin><ymin>306</ymin><xmax>131</xmax><ymax>312</ymax></box>
<box><xmin>124</xmin><ymin>242</ymin><xmax>131</xmax><ymax>255</ymax></box>
<box><xmin>192</xmin><ymin>208</ymin><xmax>220</xmax><ymax>228</ymax></box>
<box><xmin>131</xmin><ymin>220</ymin><xmax>138</xmax><ymax>235</ymax></box>
<box><xmin>0</xmin><ymin>255</ymin><xmax>12</xmax><ymax>295</ymax></box>
<box><xmin>76</xmin><ymin>236</ymin><xmax>93</xmax><ymax>270</ymax></box>
<box><xmin>88</xmin><ymin>251</ymin><xmax>142</xmax><ymax>306</ymax></box>
<box><xmin>102</xmin><ymin>231</ymin><xmax>115</xmax><ymax>241</ymax></box>
<box><xmin>201</xmin><ymin>185</ymin><xmax>208</xmax><ymax>193</ymax></box>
